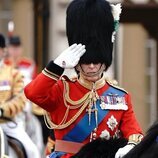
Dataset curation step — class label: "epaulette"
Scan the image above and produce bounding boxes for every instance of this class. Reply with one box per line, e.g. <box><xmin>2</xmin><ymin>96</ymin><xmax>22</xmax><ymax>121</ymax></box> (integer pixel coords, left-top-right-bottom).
<box><xmin>105</xmin><ymin>77</ymin><xmax>128</xmax><ymax>94</ymax></box>
<box><xmin>18</xmin><ymin>57</ymin><xmax>34</xmax><ymax>66</ymax></box>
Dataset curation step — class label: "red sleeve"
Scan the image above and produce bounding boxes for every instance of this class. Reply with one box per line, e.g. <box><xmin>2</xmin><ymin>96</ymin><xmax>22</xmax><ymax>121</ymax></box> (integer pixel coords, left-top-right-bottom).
<box><xmin>120</xmin><ymin>94</ymin><xmax>143</xmax><ymax>138</ymax></box>
<box><xmin>24</xmin><ymin>73</ymin><xmax>59</xmax><ymax>112</ymax></box>
<box><xmin>24</xmin><ymin>61</ymin><xmax>64</xmax><ymax>112</ymax></box>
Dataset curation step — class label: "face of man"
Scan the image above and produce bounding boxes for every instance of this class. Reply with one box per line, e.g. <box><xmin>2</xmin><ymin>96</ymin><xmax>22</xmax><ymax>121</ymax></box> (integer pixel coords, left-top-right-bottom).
<box><xmin>78</xmin><ymin>63</ymin><xmax>105</xmax><ymax>82</ymax></box>
<box><xmin>7</xmin><ymin>45</ymin><xmax>22</xmax><ymax>60</ymax></box>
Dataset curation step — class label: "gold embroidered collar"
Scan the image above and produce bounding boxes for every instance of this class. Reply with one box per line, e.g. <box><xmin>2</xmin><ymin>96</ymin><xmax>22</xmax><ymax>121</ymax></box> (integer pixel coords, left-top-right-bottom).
<box><xmin>77</xmin><ymin>73</ymin><xmax>106</xmax><ymax>90</ymax></box>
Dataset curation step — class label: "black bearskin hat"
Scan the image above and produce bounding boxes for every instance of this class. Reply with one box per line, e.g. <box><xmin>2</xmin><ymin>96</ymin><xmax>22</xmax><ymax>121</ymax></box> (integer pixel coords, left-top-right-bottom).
<box><xmin>66</xmin><ymin>0</ymin><xmax>114</xmax><ymax>70</ymax></box>
<box><xmin>0</xmin><ymin>34</ymin><xmax>6</xmax><ymax>48</ymax></box>
<box><xmin>9</xmin><ymin>36</ymin><xmax>21</xmax><ymax>46</ymax></box>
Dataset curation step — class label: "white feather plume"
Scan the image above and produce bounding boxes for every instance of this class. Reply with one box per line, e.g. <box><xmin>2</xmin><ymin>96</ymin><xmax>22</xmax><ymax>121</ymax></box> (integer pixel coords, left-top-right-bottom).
<box><xmin>111</xmin><ymin>3</ymin><xmax>122</xmax><ymax>21</ymax></box>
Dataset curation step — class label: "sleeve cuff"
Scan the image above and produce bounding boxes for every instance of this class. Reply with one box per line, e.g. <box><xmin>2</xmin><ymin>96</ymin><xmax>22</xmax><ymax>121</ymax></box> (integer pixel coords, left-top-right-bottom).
<box><xmin>128</xmin><ymin>134</ymin><xmax>143</xmax><ymax>145</ymax></box>
<box><xmin>45</xmin><ymin>61</ymin><xmax>64</xmax><ymax>76</ymax></box>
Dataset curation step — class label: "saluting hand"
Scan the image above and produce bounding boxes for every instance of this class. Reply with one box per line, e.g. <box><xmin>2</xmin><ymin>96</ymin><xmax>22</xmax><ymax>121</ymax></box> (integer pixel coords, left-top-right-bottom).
<box><xmin>54</xmin><ymin>43</ymin><xmax>86</xmax><ymax>69</ymax></box>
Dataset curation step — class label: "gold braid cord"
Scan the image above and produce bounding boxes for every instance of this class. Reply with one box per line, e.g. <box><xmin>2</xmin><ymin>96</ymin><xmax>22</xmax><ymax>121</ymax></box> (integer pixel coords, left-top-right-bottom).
<box><xmin>44</xmin><ymin>80</ymin><xmax>93</xmax><ymax>129</ymax></box>
<box><xmin>45</xmin><ymin>136</ymin><xmax>55</xmax><ymax>154</ymax></box>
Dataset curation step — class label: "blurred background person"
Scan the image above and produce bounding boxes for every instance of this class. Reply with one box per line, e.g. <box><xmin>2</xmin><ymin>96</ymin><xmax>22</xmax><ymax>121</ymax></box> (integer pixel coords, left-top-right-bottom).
<box><xmin>0</xmin><ymin>33</ymin><xmax>41</xmax><ymax>158</ymax></box>
<box><xmin>6</xmin><ymin>35</ymin><xmax>37</xmax><ymax>81</ymax></box>
<box><xmin>5</xmin><ymin>35</ymin><xmax>45</xmax><ymax>154</ymax></box>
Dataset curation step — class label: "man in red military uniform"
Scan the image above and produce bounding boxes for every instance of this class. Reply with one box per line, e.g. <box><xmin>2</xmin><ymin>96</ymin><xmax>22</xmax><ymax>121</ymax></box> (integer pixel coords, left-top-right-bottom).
<box><xmin>24</xmin><ymin>0</ymin><xmax>143</xmax><ymax>158</ymax></box>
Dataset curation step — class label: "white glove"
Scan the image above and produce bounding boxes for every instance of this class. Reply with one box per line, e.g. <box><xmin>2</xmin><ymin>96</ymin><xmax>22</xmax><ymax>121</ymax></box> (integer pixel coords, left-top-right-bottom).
<box><xmin>115</xmin><ymin>144</ymin><xmax>135</xmax><ymax>158</ymax></box>
<box><xmin>54</xmin><ymin>43</ymin><xmax>86</xmax><ymax>68</ymax></box>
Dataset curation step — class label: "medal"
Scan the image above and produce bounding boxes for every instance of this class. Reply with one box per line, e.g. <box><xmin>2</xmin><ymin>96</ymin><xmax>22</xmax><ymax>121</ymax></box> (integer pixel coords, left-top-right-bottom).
<box><xmin>100</xmin><ymin>129</ymin><xmax>110</xmax><ymax>140</ymax></box>
<box><xmin>107</xmin><ymin>115</ymin><xmax>118</xmax><ymax>131</ymax></box>
<box><xmin>100</xmin><ymin>93</ymin><xmax>127</xmax><ymax>110</ymax></box>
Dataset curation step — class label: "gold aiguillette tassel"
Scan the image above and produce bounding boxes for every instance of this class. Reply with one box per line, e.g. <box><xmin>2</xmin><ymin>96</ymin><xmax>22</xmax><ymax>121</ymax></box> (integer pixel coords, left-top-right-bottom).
<box><xmin>86</xmin><ymin>106</ymin><xmax>92</xmax><ymax>126</ymax></box>
<box><xmin>94</xmin><ymin>103</ymin><xmax>98</xmax><ymax>127</ymax></box>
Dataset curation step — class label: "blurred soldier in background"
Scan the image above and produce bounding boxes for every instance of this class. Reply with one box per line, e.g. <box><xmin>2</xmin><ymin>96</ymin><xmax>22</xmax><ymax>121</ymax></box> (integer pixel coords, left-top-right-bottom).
<box><xmin>0</xmin><ymin>33</ymin><xmax>41</xmax><ymax>158</ymax></box>
<box><xmin>5</xmin><ymin>35</ymin><xmax>45</xmax><ymax>153</ymax></box>
<box><xmin>6</xmin><ymin>36</ymin><xmax>37</xmax><ymax>81</ymax></box>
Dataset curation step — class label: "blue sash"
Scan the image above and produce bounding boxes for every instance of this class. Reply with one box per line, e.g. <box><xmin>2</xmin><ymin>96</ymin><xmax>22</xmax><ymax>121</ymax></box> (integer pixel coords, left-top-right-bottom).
<box><xmin>49</xmin><ymin>151</ymin><xmax>66</xmax><ymax>158</ymax></box>
<box><xmin>63</xmin><ymin>86</ymin><xmax>126</xmax><ymax>142</ymax></box>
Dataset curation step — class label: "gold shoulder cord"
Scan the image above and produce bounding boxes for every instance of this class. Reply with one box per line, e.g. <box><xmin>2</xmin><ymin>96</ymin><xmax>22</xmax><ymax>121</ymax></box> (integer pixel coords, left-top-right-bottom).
<box><xmin>44</xmin><ymin>80</ymin><xmax>91</xmax><ymax>129</ymax></box>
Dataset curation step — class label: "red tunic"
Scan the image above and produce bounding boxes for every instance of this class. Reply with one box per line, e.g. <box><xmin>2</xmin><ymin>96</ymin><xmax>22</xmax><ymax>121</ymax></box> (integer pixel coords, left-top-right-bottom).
<box><xmin>24</xmin><ymin>61</ymin><xmax>143</xmax><ymax>157</ymax></box>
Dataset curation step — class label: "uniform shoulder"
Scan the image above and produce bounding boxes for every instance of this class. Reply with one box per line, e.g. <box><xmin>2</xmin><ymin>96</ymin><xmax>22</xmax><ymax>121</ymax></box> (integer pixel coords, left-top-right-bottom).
<box><xmin>18</xmin><ymin>57</ymin><xmax>35</xmax><ymax>66</ymax></box>
<box><xmin>105</xmin><ymin>77</ymin><xmax>128</xmax><ymax>94</ymax></box>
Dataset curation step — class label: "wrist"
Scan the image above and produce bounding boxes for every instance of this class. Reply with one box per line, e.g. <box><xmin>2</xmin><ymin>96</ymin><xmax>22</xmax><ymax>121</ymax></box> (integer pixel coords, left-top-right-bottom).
<box><xmin>45</xmin><ymin>60</ymin><xmax>64</xmax><ymax>76</ymax></box>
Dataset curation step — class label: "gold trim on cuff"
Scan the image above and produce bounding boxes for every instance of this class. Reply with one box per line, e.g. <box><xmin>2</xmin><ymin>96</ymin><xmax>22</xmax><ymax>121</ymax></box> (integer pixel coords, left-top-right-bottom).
<box><xmin>42</xmin><ymin>69</ymin><xmax>59</xmax><ymax>81</ymax></box>
<box><xmin>128</xmin><ymin>134</ymin><xmax>143</xmax><ymax>145</ymax></box>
